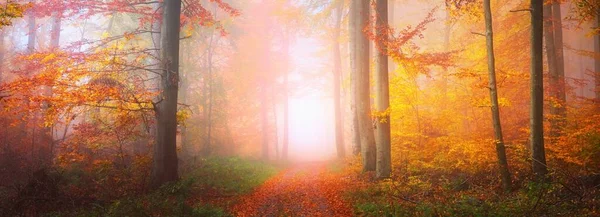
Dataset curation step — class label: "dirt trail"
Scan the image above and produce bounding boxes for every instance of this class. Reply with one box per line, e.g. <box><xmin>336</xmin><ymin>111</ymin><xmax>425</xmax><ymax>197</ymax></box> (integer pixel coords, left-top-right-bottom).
<box><xmin>232</xmin><ymin>162</ymin><xmax>353</xmax><ymax>217</ymax></box>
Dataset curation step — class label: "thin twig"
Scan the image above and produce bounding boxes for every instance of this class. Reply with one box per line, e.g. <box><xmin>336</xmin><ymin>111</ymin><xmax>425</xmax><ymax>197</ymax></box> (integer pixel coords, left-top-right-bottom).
<box><xmin>471</xmin><ymin>31</ymin><xmax>485</xmax><ymax>37</ymax></box>
<box><xmin>510</xmin><ymin>8</ymin><xmax>531</xmax><ymax>12</ymax></box>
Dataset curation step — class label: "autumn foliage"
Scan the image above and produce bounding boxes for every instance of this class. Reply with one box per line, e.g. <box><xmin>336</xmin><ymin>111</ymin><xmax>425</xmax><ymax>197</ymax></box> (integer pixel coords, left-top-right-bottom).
<box><xmin>0</xmin><ymin>0</ymin><xmax>600</xmax><ymax>216</ymax></box>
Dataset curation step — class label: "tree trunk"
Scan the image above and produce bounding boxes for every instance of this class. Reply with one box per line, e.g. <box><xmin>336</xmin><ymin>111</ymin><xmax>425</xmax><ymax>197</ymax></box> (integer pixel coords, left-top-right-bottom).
<box><xmin>282</xmin><ymin>31</ymin><xmax>289</xmax><ymax>160</ymax></box>
<box><xmin>0</xmin><ymin>29</ymin><xmax>4</xmax><ymax>85</ymax></box>
<box><xmin>596</xmin><ymin>10</ymin><xmax>600</xmax><ymax>102</ymax></box>
<box><xmin>180</xmin><ymin>39</ymin><xmax>192</xmax><ymax>159</ymax></box>
<box><xmin>333</xmin><ymin>0</ymin><xmax>345</xmax><ymax>159</ymax></box>
<box><xmin>375</xmin><ymin>0</ymin><xmax>391</xmax><ymax>179</ymax></box>
<box><xmin>27</xmin><ymin>13</ymin><xmax>36</xmax><ymax>53</ymax></box>
<box><xmin>261</xmin><ymin>80</ymin><xmax>269</xmax><ymax>160</ymax></box>
<box><xmin>151</xmin><ymin>0</ymin><xmax>181</xmax><ymax>188</ymax></box>
<box><xmin>349</xmin><ymin>0</ymin><xmax>361</xmax><ymax>156</ymax></box>
<box><xmin>205</xmin><ymin>30</ymin><xmax>215</xmax><ymax>156</ymax></box>
<box><xmin>442</xmin><ymin>6</ymin><xmax>452</xmax><ymax>99</ymax></box>
<box><xmin>388</xmin><ymin>0</ymin><xmax>396</xmax><ymax>74</ymax></box>
<box><xmin>272</xmin><ymin>93</ymin><xmax>279</xmax><ymax>160</ymax></box>
<box><xmin>483</xmin><ymin>0</ymin><xmax>511</xmax><ymax>191</ymax></box>
<box><xmin>549</xmin><ymin>1</ymin><xmax>566</xmax><ymax>137</ymax></box>
<box><xmin>43</xmin><ymin>11</ymin><xmax>62</xmax><ymax>162</ymax></box>
<box><xmin>530</xmin><ymin>0</ymin><xmax>547</xmax><ymax>180</ymax></box>
<box><xmin>355</xmin><ymin>0</ymin><xmax>376</xmax><ymax>172</ymax></box>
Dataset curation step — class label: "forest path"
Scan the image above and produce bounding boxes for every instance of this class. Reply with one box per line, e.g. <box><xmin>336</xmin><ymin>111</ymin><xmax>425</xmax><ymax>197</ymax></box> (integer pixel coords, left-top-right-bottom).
<box><xmin>231</xmin><ymin>162</ymin><xmax>354</xmax><ymax>216</ymax></box>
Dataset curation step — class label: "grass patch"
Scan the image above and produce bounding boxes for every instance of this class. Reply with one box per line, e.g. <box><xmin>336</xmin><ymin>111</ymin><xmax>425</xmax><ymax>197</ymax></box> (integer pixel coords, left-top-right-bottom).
<box><xmin>45</xmin><ymin>157</ymin><xmax>278</xmax><ymax>216</ymax></box>
<box><xmin>190</xmin><ymin>157</ymin><xmax>279</xmax><ymax>194</ymax></box>
<box><xmin>349</xmin><ymin>179</ymin><xmax>599</xmax><ymax>217</ymax></box>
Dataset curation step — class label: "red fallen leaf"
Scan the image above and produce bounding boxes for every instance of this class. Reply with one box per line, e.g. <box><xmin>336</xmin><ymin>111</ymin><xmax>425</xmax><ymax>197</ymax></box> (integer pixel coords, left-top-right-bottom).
<box><xmin>231</xmin><ymin>162</ymin><xmax>354</xmax><ymax>216</ymax></box>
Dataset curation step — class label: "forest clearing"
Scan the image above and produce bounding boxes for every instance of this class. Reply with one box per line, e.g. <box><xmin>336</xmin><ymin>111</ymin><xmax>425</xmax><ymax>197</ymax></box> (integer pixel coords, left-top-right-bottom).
<box><xmin>1</xmin><ymin>0</ymin><xmax>600</xmax><ymax>216</ymax></box>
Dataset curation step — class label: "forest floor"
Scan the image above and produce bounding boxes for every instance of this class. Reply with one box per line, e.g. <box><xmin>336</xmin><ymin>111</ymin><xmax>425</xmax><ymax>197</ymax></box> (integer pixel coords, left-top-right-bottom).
<box><xmin>231</xmin><ymin>162</ymin><xmax>354</xmax><ymax>216</ymax></box>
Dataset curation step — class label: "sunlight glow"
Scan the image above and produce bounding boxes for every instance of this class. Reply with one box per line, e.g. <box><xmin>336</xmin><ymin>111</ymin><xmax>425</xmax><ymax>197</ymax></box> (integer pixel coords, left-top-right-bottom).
<box><xmin>286</xmin><ymin>97</ymin><xmax>335</xmax><ymax>162</ymax></box>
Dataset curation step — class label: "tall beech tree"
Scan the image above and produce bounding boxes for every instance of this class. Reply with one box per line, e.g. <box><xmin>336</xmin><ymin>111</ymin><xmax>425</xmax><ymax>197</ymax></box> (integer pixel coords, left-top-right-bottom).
<box><xmin>546</xmin><ymin>0</ymin><xmax>566</xmax><ymax>137</ymax></box>
<box><xmin>353</xmin><ymin>0</ymin><xmax>376</xmax><ymax>171</ymax></box>
<box><xmin>530</xmin><ymin>0</ymin><xmax>547</xmax><ymax>180</ymax></box>
<box><xmin>482</xmin><ymin>0</ymin><xmax>511</xmax><ymax>191</ymax></box>
<box><xmin>375</xmin><ymin>0</ymin><xmax>391</xmax><ymax>179</ymax></box>
<box><xmin>333</xmin><ymin>0</ymin><xmax>345</xmax><ymax>159</ymax></box>
<box><xmin>597</xmin><ymin>11</ymin><xmax>600</xmax><ymax>101</ymax></box>
<box><xmin>151</xmin><ymin>0</ymin><xmax>181</xmax><ymax>188</ymax></box>
<box><xmin>349</xmin><ymin>0</ymin><xmax>361</xmax><ymax>156</ymax></box>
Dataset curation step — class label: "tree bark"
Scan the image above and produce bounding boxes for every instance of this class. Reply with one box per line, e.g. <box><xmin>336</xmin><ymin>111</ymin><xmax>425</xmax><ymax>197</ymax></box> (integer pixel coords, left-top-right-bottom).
<box><xmin>151</xmin><ymin>0</ymin><xmax>181</xmax><ymax>188</ymax></box>
<box><xmin>349</xmin><ymin>0</ymin><xmax>361</xmax><ymax>156</ymax></box>
<box><xmin>530</xmin><ymin>0</ymin><xmax>548</xmax><ymax>180</ymax></box>
<box><xmin>354</xmin><ymin>0</ymin><xmax>376</xmax><ymax>172</ymax></box>
<box><xmin>596</xmin><ymin>10</ymin><xmax>600</xmax><ymax>102</ymax></box>
<box><xmin>333</xmin><ymin>0</ymin><xmax>345</xmax><ymax>159</ymax></box>
<box><xmin>282</xmin><ymin>31</ymin><xmax>289</xmax><ymax>160</ymax></box>
<box><xmin>205</xmin><ymin>28</ymin><xmax>215</xmax><ymax>156</ymax></box>
<box><xmin>27</xmin><ymin>13</ymin><xmax>36</xmax><ymax>53</ymax></box>
<box><xmin>483</xmin><ymin>0</ymin><xmax>511</xmax><ymax>191</ymax></box>
<box><xmin>388</xmin><ymin>0</ymin><xmax>396</xmax><ymax>74</ymax></box>
<box><xmin>272</xmin><ymin>94</ymin><xmax>279</xmax><ymax>160</ymax></box>
<box><xmin>0</xmin><ymin>29</ymin><xmax>4</xmax><ymax>85</ymax></box>
<box><xmin>261</xmin><ymin>80</ymin><xmax>269</xmax><ymax>160</ymax></box>
<box><xmin>375</xmin><ymin>0</ymin><xmax>391</xmax><ymax>179</ymax></box>
<box><xmin>43</xmin><ymin>11</ymin><xmax>62</xmax><ymax>162</ymax></box>
<box><xmin>549</xmin><ymin>1</ymin><xmax>566</xmax><ymax>137</ymax></box>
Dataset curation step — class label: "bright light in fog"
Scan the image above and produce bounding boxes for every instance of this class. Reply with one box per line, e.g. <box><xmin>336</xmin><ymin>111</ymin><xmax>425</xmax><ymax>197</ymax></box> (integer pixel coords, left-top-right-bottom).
<box><xmin>278</xmin><ymin>37</ymin><xmax>336</xmax><ymax>162</ymax></box>
<box><xmin>287</xmin><ymin>96</ymin><xmax>335</xmax><ymax>162</ymax></box>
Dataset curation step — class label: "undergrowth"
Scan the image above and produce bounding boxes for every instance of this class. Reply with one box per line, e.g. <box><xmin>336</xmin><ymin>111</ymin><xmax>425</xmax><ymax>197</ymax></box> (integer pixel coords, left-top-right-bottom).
<box><xmin>29</xmin><ymin>157</ymin><xmax>278</xmax><ymax>217</ymax></box>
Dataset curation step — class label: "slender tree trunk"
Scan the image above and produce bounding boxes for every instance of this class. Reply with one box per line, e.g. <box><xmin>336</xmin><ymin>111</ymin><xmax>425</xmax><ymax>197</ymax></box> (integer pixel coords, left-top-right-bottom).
<box><xmin>388</xmin><ymin>0</ymin><xmax>396</xmax><ymax>74</ymax></box>
<box><xmin>180</xmin><ymin>39</ymin><xmax>192</xmax><ymax>158</ymax></box>
<box><xmin>333</xmin><ymin>0</ymin><xmax>345</xmax><ymax>159</ymax></box>
<box><xmin>27</xmin><ymin>13</ymin><xmax>36</xmax><ymax>53</ymax></box>
<box><xmin>43</xmin><ymin>11</ymin><xmax>62</xmax><ymax>162</ymax></box>
<box><xmin>272</xmin><ymin>94</ymin><xmax>279</xmax><ymax>160</ymax></box>
<box><xmin>442</xmin><ymin>6</ymin><xmax>452</xmax><ymax>99</ymax></box>
<box><xmin>544</xmin><ymin>1</ymin><xmax>560</xmax><ymax>139</ymax></box>
<box><xmin>549</xmin><ymin>1</ymin><xmax>566</xmax><ymax>136</ymax></box>
<box><xmin>483</xmin><ymin>0</ymin><xmax>511</xmax><ymax>191</ymax></box>
<box><xmin>355</xmin><ymin>0</ymin><xmax>376</xmax><ymax>172</ymax></box>
<box><xmin>19</xmin><ymin>10</ymin><xmax>36</xmax><ymax>155</ymax></box>
<box><xmin>375</xmin><ymin>0</ymin><xmax>391</xmax><ymax>179</ymax></box>
<box><xmin>151</xmin><ymin>0</ymin><xmax>181</xmax><ymax>188</ymax></box>
<box><xmin>596</xmin><ymin>10</ymin><xmax>600</xmax><ymax>102</ymax></box>
<box><xmin>349</xmin><ymin>0</ymin><xmax>361</xmax><ymax>156</ymax></box>
<box><xmin>282</xmin><ymin>31</ymin><xmax>289</xmax><ymax>160</ymax></box>
<box><xmin>530</xmin><ymin>0</ymin><xmax>547</xmax><ymax>180</ymax></box>
<box><xmin>261</xmin><ymin>80</ymin><xmax>269</xmax><ymax>160</ymax></box>
<box><xmin>0</xmin><ymin>29</ymin><xmax>3</xmax><ymax>85</ymax></box>
<box><xmin>205</xmin><ymin>31</ymin><xmax>215</xmax><ymax>156</ymax></box>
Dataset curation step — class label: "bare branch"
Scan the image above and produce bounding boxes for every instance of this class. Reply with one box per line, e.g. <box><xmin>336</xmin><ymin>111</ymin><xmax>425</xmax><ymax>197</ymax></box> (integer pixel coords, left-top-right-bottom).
<box><xmin>510</xmin><ymin>8</ymin><xmax>531</xmax><ymax>13</ymax></box>
<box><xmin>471</xmin><ymin>31</ymin><xmax>485</xmax><ymax>37</ymax></box>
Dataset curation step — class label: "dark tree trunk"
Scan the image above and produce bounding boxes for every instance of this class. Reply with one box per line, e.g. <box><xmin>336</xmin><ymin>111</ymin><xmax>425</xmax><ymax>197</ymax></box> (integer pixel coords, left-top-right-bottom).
<box><xmin>530</xmin><ymin>0</ymin><xmax>547</xmax><ymax>180</ymax></box>
<box><xmin>375</xmin><ymin>0</ymin><xmax>391</xmax><ymax>179</ymax></box>
<box><xmin>596</xmin><ymin>10</ymin><xmax>600</xmax><ymax>102</ymax></box>
<box><xmin>333</xmin><ymin>0</ymin><xmax>345</xmax><ymax>159</ymax></box>
<box><xmin>0</xmin><ymin>29</ymin><xmax>4</xmax><ymax>85</ymax></box>
<box><xmin>483</xmin><ymin>0</ymin><xmax>511</xmax><ymax>191</ymax></box>
<box><xmin>354</xmin><ymin>0</ymin><xmax>376</xmax><ymax>172</ymax></box>
<box><xmin>151</xmin><ymin>0</ymin><xmax>181</xmax><ymax>188</ymax></box>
